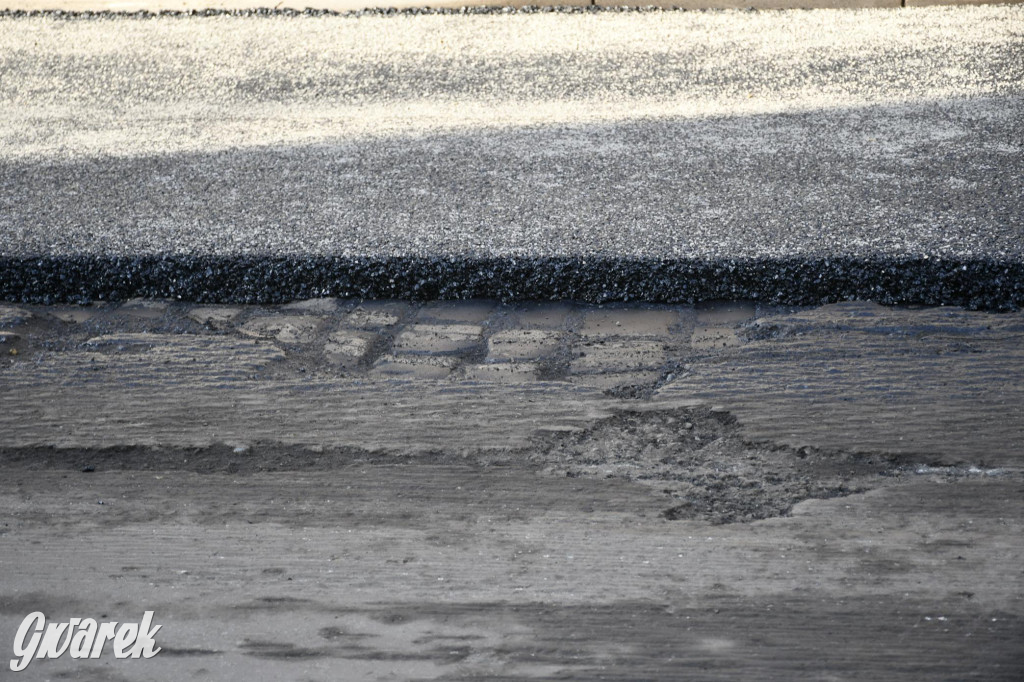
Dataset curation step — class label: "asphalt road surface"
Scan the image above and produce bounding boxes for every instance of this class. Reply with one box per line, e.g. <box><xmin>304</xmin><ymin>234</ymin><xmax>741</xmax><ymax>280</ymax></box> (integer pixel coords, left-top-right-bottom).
<box><xmin>1</xmin><ymin>298</ymin><xmax>1022</xmax><ymax>680</ymax></box>
<box><xmin>1</xmin><ymin>6</ymin><xmax>1022</xmax><ymax>306</ymax></box>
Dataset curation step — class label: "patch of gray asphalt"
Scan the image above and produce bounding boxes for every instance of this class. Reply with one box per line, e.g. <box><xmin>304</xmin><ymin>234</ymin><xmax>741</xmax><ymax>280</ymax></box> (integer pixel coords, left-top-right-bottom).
<box><xmin>1</xmin><ymin>8</ymin><xmax>1022</xmax><ymax>306</ymax></box>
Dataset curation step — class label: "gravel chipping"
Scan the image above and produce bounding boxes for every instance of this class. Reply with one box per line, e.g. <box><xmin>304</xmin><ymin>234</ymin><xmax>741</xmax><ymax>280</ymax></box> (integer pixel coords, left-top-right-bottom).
<box><xmin>1</xmin><ymin>7</ymin><xmax>1021</xmax><ymax>306</ymax></box>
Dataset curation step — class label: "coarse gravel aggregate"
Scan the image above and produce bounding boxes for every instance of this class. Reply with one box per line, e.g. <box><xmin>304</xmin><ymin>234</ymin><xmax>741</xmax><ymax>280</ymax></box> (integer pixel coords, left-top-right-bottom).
<box><xmin>0</xmin><ymin>7</ymin><xmax>1022</xmax><ymax>306</ymax></box>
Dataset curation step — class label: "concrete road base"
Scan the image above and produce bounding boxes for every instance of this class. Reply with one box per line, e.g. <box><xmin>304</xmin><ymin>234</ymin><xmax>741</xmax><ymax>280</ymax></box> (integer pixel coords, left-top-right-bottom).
<box><xmin>1</xmin><ymin>298</ymin><xmax>1021</xmax><ymax>679</ymax></box>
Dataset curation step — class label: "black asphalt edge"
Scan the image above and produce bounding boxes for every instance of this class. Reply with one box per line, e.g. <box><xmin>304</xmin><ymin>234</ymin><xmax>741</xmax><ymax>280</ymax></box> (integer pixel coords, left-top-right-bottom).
<box><xmin>1</xmin><ymin>255</ymin><xmax>1020</xmax><ymax>309</ymax></box>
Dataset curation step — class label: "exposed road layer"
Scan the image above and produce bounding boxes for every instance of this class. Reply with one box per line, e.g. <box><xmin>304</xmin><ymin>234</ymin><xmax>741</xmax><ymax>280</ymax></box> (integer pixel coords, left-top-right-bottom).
<box><xmin>1</xmin><ymin>7</ymin><xmax>1022</xmax><ymax>306</ymax></box>
<box><xmin>1</xmin><ymin>299</ymin><xmax>1022</xmax><ymax>679</ymax></box>
<box><xmin>2</xmin><ymin>298</ymin><xmax>1022</xmax><ymax>465</ymax></box>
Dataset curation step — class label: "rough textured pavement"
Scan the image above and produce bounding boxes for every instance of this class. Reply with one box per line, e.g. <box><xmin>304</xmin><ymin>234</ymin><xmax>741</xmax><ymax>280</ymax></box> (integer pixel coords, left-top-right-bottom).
<box><xmin>2</xmin><ymin>7</ymin><xmax>1023</xmax><ymax>307</ymax></box>
<box><xmin>3</xmin><ymin>8</ymin><xmax>1024</xmax><ymax>680</ymax></box>
<box><xmin>1</xmin><ymin>298</ymin><xmax>1022</xmax><ymax>679</ymax></box>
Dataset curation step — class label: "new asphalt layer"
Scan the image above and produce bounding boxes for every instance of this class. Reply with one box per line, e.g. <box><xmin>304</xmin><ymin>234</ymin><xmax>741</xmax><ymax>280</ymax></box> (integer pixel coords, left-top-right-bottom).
<box><xmin>1</xmin><ymin>6</ymin><xmax>1022</xmax><ymax>306</ymax></box>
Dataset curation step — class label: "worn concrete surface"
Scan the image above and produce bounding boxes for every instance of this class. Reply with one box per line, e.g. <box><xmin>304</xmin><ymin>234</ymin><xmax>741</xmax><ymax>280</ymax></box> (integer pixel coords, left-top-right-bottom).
<box><xmin>0</xmin><ymin>299</ymin><xmax>1021</xmax><ymax>679</ymax></box>
<box><xmin>1</xmin><ymin>7</ymin><xmax>1023</xmax><ymax>307</ymax></box>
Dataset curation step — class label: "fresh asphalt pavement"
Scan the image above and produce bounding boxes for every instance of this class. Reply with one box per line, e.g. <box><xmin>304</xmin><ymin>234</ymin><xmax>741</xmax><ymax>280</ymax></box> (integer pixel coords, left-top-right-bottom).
<box><xmin>1</xmin><ymin>6</ymin><xmax>1022</xmax><ymax>307</ymax></box>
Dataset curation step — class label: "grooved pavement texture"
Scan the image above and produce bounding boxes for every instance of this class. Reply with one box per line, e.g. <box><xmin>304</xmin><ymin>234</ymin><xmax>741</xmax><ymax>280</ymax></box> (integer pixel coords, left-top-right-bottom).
<box><xmin>1</xmin><ymin>299</ymin><xmax>1023</xmax><ymax>680</ymax></box>
<box><xmin>2</xmin><ymin>299</ymin><xmax>1021</xmax><ymax>464</ymax></box>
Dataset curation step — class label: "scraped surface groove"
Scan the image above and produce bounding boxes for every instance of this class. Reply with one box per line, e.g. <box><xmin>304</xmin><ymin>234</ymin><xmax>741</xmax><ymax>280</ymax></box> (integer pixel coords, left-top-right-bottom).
<box><xmin>2</xmin><ymin>300</ymin><xmax>1021</xmax><ymax>464</ymax></box>
<box><xmin>1</xmin><ymin>299</ymin><xmax>1023</xmax><ymax>679</ymax></box>
<box><xmin>0</xmin><ymin>466</ymin><xmax>1021</xmax><ymax>680</ymax></box>
<box><xmin>661</xmin><ymin>302</ymin><xmax>1024</xmax><ymax>464</ymax></box>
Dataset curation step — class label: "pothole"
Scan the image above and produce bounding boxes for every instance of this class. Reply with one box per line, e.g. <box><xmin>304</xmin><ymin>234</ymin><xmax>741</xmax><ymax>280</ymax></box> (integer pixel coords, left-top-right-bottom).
<box><xmin>529</xmin><ymin>407</ymin><xmax>1003</xmax><ymax>524</ymax></box>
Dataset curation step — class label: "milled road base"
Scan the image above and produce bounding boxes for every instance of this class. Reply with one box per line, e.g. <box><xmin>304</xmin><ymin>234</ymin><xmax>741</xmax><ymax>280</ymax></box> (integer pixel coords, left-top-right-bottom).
<box><xmin>0</xmin><ymin>299</ymin><xmax>1022</xmax><ymax>680</ymax></box>
<box><xmin>2</xmin><ymin>298</ymin><xmax>1022</xmax><ymax>462</ymax></box>
<box><xmin>2</xmin><ymin>8</ymin><xmax>1022</xmax><ymax>307</ymax></box>
<box><xmin>0</xmin><ymin>469</ymin><xmax>1021</xmax><ymax>680</ymax></box>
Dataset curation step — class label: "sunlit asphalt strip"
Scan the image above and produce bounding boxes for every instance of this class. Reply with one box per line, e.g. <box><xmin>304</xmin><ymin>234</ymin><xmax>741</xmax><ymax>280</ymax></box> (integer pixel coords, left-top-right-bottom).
<box><xmin>0</xmin><ymin>7</ymin><xmax>1022</xmax><ymax>307</ymax></box>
